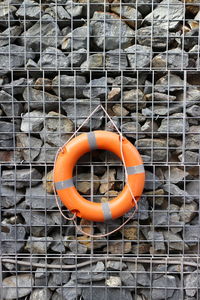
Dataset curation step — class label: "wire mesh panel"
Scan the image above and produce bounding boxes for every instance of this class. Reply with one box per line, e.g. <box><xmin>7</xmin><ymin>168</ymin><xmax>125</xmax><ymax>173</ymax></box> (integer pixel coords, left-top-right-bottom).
<box><xmin>0</xmin><ymin>0</ymin><xmax>200</xmax><ymax>299</ymax></box>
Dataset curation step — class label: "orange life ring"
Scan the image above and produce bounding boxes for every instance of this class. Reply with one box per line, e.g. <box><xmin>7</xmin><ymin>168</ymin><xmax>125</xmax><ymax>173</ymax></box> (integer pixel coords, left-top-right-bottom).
<box><xmin>54</xmin><ymin>130</ymin><xmax>145</xmax><ymax>222</ymax></box>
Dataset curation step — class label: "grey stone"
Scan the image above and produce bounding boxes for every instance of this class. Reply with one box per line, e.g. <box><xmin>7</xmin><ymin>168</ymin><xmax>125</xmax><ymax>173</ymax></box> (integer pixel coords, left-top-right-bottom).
<box><xmin>177</xmin><ymin>87</ymin><xmax>200</xmax><ymax>104</ymax></box>
<box><xmin>50</xmin><ymin>231</ymin><xmax>66</xmax><ymax>253</ymax></box>
<box><xmin>83</xmin><ymin>77</ymin><xmax>108</xmax><ymax>99</ymax></box>
<box><xmin>0</xmin><ymin>4</ymin><xmax>16</xmax><ymax>27</ymax></box>
<box><xmin>186</xmin><ymin>105</ymin><xmax>200</xmax><ymax>117</ymax></box>
<box><xmin>38</xmin><ymin>47</ymin><xmax>69</xmax><ymax>69</ymax></box>
<box><xmin>141</xmin><ymin>120</ymin><xmax>158</xmax><ymax>134</ymax></box>
<box><xmin>106</xmin><ymin>276</ymin><xmax>121</xmax><ymax>287</ymax></box>
<box><xmin>178</xmin><ymin>151</ymin><xmax>199</xmax><ymax>164</ymax></box>
<box><xmin>19</xmin><ymin>14</ymin><xmax>62</xmax><ymax>51</ymax></box>
<box><xmin>26</xmin><ymin>58</ymin><xmax>38</xmax><ymax>69</ymax></box>
<box><xmin>112</xmin><ymin>104</ymin><xmax>129</xmax><ymax>116</ymax></box>
<box><xmin>39</xmin><ymin>111</ymin><xmax>73</xmax><ymax>147</ymax></box>
<box><xmin>0</xmin><ymin>44</ymin><xmax>35</xmax><ymax>70</ymax></box>
<box><xmin>184</xmin><ymin>29</ymin><xmax>199</xmax><ymax>51</ymax></box>
<box><xmin>90</xmin><ymin>11</ymin><xmax>134</xmax><ymax>50</ymax></box>
<box><xmin>25</xmin><ymin>236</ymin><xmax>53</xmax><ymax>254</ymax></box>
<box><xmin>126</xmin><ymin>262</ymin><xmax>150</xmax><ymax>286</ymax></box>
<box><xmin>163</xmin><ymin>231</ymin><xmax>186</xmax><ymax>251</ymax></box>
<box><xmin>62</xmin><ymin>26</ymin><xmax>88</xmax><ymax>51</ymax></box>
<box><xmin>123</xmin><ymin>88</ymin><xmax>145</xmax><ymax>110</ymax></box>
<box><xmin>121</xmin><ymin>122</ymin><xmax>143</xmax><ymax>139</ymax></box>
<box><xmin>71</xmin><ymin>261</ymin><xmax>105</xmax><ymax>283</ymax></box>
<box><xmin>153</xmin><ymin>211</ymin><xmax>168</xmax><ymax>226</ymax></box>
<box><xmin>62</xmin><ymin>98</ymin><xmax>103</xmax><ymax>130</ymax></box>
<box><xmin>123</xmin><ymin>0</ymin><xmax>160</xmax><ymax>14</ymax></box>
<box><xmin>2</xmin><ymin>168</ymin><xmax>42</xmax><ymax>189</ymax></box>
<box><xmin>0</xmin><ymin>25</ymin><xmax>23</xmax><ymax>47</ymax></box>
<box><xmin>30</xmin><ymin>289</ymin><xmax>52</xmax><ymax>300</ymax></box>
<box><xmin>144</xmin><ymin>0</ymin><xmax>184</xmax><ymax>30</ymax></box>
<box><xmin>23</xmin><ymin>87</ymin><xmax>61</xmax><ymax>111</ymax></box>
<box><xmin>1</xmin><ymin>223</ymin><xmax>26</xmax><ymax>254</ymax></box>
<box><xmin>131</xmin><ymin>112</ymin><xmax>146</xmax><ymax>123</ymax></box>
<box><xmin>0</xmin><ymin>185</ymin><xmax>24</xmax><ymax>208</ymax></box>
<box><xmin>145</xmin><ymin>170</ymin><xmax>162</xmax><ymax>190</ymax></box>
<box><xmin>155</xmin><ymin>74</ymin><xmax>184</xmax><ymax>93</ymax></box>
<box><xmin>3</xmin><ymin>78</ymin><xmax>34</xmax><ymax>95</ymax></box>
<box><xmin>52</xmin><ymin>75</ymin><xmax>86</xmax><ymax>99</ymax></box>
<box><xmin>184</xmin><ymin>271</ymin><xmax>198</xmax><ymax>297</ymax></box>
<box><xmin>65</xmin><ymin>1</ymin><xmax>83</xmax><ymax>17</ymax></box>
<box><xmin>48</xmin><ymin>261</ymin><xmax>70</xmax><ymax>288</ymax></box>
<box><xmin>36</xmin><ymin>143</ymin><xmax>56</xmax><ymax>163</ymax></box>
<box><xmin>185</xmin><ymin>125</ymin><xmax>200</xmax><ymax>150</ymax></box>
<box><xmin>16</xmin><ymin>0</ymin><xmax>41</xmax><ymax>18</ymax></box>
<box><xmin>0</xmin><ymin>121</ymin><xmax>17</xmax><ymax>142</ymax></box>
<box><xmin>21</xmin><ymin>110</ymin><xmax>45</xmax><ymax>132</ymax></box>
<box><xmin>137</xmin><ymin>26</ymin><xmax>176</xmax><ymax>49</ymax></box>
<box><xmin>81</xmin><ymin>53</ymin><xmax>103</xmax><ymax>70</ymax></box>
<box><xmin>152</xmin><ymin>275</ymin><xmax>177</xmax><ymax>300</ymax></box>
<box><xmin>0</xmin><ymin>90</ymin><xmax>23</xmax><ymax>116</ymax></box>
<box><xmin>2</xmin><ymin>274</ymin><xmax>34</xmax><ymax>299</ymax></box>
<box><xmin>163</xmin><ymin>183</ymin><xmax>194</xmax><ymax>204</ymax></box>
<box><xmin>25</xmin><ymin>184</ymin><xmax>56</xmax><ymax>209</ymax></box>
<box><xmin>152</xmin><ymin>104</ymin><xmax>182</xmax><ymax>116</ymax></box>
<box><xmin>152</xmin><ymin>48</ymin><xmax>189</xmax><ymax>70</ymax></box>
<box><xmin>16</xmin><ymin>133</ymin><xmax>42</xmax><ymax>161</ymax></box>
<box><xmin>111</xmin><ymin>4</ymin><xmax>142</xmax><ymax>28</ymax></box>
<box><xmin>135</xmin><ymin>138</ymin><xmax>168</xmax><ymax>162</ymax></box>
<box><xmin>125</xmin><ymin>45</ymin><xmax>151</xmax><ymax>69</ymax></box>
<box><xmin>186</xmin><ymin>181</ymin><xmax>199</xmax><ymax>200</ymax></box>
<box><xmin>82</xmin><ymin>285</ymin><xmax>133</xmax><ymax>300</ymax></box>
<box><xmin>158</xmin><ymin>113</ymin><xmax>189</xmax><ymax>135</ymax></box>
<box><xmin>112</xmin><ymin>76</ymin><xmax>137</xmax><ymax>88</ymax></box>
<box><xmin>45</xmin><ymin>5</ymin><xmax>70</xmax><ymax>20</ymax></box>
<box><xmin>106</xmin><ymin>50</ymin><xmax>128</xmax><ymax>70</ymax></box>
<box><xmin>57</xmin><ymin>279</ymin><xmax>82</xmax><ymax>300</ymax></box>
<box><xmin>164</xmin><ymin>167</ymin><xmax>188</xmax><ymax>184</ymax></box>
<box><xmin>68</xmin><ymin>241</ymin><xmax>87</xmax><ymax>254</ymax></box>
<box><xmin>21</xmin><ymin>211</ymin><xmax>56</xmax><ymax>236</ymax></box>
<box><xmin>148</xmin><ymin>231</ymin><xmax>166</xmax><ymax>252</ymax></box>
<box><xmin>179</xmin><ymin>202</ymin><xmax>198</xmax><ymax>223</ymax></box>
<box><xmin>145</xmin><ymin>92</ymin><xmax>176</xmax><ymax>102</ymax></box>
<box><xmin>184</xmin><ymin>226</ymin><xmax>200</xmax><ymax>246</ymax></box>
<box><xmin>68</xmin><ymin>48</ymin><xmax>87</xmax><ymax>67</ymax></box>
<box><xmin>106</xmin><ymin>260</ymin><xmax>127</xmax><ymax>270</ymax></box>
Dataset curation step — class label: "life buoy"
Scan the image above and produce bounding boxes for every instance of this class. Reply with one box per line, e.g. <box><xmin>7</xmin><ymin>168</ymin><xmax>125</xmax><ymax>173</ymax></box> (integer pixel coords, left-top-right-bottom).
<box><xmin>54</xmin><ymin>130</ymin><xmax>145</xmax><ymax>222</ymax></box>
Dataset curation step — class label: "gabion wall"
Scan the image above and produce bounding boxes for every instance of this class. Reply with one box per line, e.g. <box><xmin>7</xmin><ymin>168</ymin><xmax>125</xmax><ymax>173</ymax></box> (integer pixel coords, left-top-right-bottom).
<box><xmin>0</xmin><ymin>0</ymin><xmax>200</xmax><ymax>299</ymax></box>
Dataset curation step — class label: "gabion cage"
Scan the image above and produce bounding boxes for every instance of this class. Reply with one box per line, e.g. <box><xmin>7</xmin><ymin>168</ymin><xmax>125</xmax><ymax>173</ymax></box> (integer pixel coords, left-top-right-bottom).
<box><xmin>0</xmin><ymin>0</ymin><xmax>200</xmax><ymax>299</ymax></box>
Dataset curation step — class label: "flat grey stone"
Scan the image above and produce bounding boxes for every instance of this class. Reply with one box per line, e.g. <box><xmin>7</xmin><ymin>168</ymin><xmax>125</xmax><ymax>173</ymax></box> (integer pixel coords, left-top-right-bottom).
<box><xmin>21</xmin><ymin>111</ymin><xmax>45</xmax><ymax>132</ymax></box>
<box><xmin>36</xmin><ymin>143</ymin><xmax>56</xmax><ymax>163</ymax></box>
<box><xmin>106</xmin><ymin>49</ymin><xmax>128</xmax><ymax>70</ymax></box>
<box><xmin>62</xmin><ymin>26</ymin><xmax>88</xmax><ymax>50</ymax></box>
<box><xmin>0</xmin><ymin>4</ymin><xmax>16</xmax><ymax>27</ymax></box>
<box><xmin>0</xmin><ymin>90</ymin><xmax>23</xmax><ymax>116</ymax></box>
<box><xmin>145</xmin><ymin>92</ymin><xmax>176</xmax><ymax>102</ymax></box>
<box><xmin>186</xmin><ymin>105</ymin><xmax>200</xmax><ymax>117</ymax></box>
<box><xmin>144</xmin><ymin>0</ymin><xmax>184</xmax><ymax>30</ymax></box>
<box><xmin>152</xmin><ymin>48</ymin><xmax>189</xmax><ymax>70</ymax></box>
<box><xmin>82</xmin><ymin>285</ymin><xmax>133</xmax><ymax>300</ymax></box>
<box><xmin>152</xmin><ymin>275</ymin><xmax>177</xmax><ymax>300</ymax></box>
<box><xmin>68</xmin><ymin>48</ymin><xmax>87</xmax><ymax>67</ymax></box>
<box><xmin>19</xmin><ymin>14</ymin><xmax>62</xmax><ymax>51</ymax></box>
<box><xmin>90</xmin><ymin>11</ymin><xmax>134</xmax><ymax>50</ymax></box>
<box><xmin>137</xmin><ymin>26</ymin><xmax>176</xmax><ymax>49</ymax></box>
<box><xmin>155</xmin><ymin>74</ymin><xmax>184</xmax><ymax>93</ymax></box>
<box><xmin>121</xmin><ymin>122</ymin><xmax>144</xmax><ymax>139</ymax></box>
<box><xmin>152</xmin><ymin>104</ymin><xmax>182</xmax><ymax>116</ymax></box>
<box><xmin>25</xmin><ymin>236</ymin><xmax>53</xmax><ymax>254</ymax></box>
<box><xmin>50</xmin><ymin>231</ymin><xmax>66</xmax><ymax>253</ymax></box>
<box><xmin>25</xmin><ymin>184</ymin><xmax>56</xmax><ymax>209</ymax></box>
<box><xmin>52</xmin><ymin>75</ymin><xmax>86</xmax><ymax>99</ymax></box>
<box><xmin>16</xmin><ymin>0</ymin><xmax>41</xmax><ymax>18</ymax></box>
<box><xmin>158</xmin><ymin>113</ymin><xmax>189</xmax><ymax>135</ymax></box>
<box><xmin>153</xmin><ymin>211</ymin><xmax>168</xmax><ymax>226</ymax></box>
<box><xmin>148</xmin><ymin>231</ymin><xmax>165</xmax><ymax>252</ymax></box>
<box><xmin>184</xmin><ymin>271</ymin><xmax>198</xmax><ymax>297</ymax></box>
<box><xmin>126</xmin><ymin>262</ymin><xmax>150</xmax><ymax>286</ymax></box>
<box><xmin>0</xmin><ymin>185</ymin><xmax>24</xmax><ymax>208</ymax></box>
<box><xmin>184</xmin><ymin>29</ymin><xmax>199</xmax><ymax>51</ymax></box>
<box><xmin>57</xmin><ymin>279</ymin><xmax>82</xmax><ymax>300</ymax></box>
<box><xmin>164</xmin><ymin>167</ymin><xmax>188</xmax><ymax>184</ymax></box>
<box><xmin>1</xmin><ymin>223</ymin><xmax>26</xmax><ymax>254</ymax></box>
<box><xmin>2</xmin><ymin>274</ymin><xmax>34</xmax><ymax>299</ymax></box>
<box><xmin>125</xmin><ymin>44</ymin><xmax>151</xmax><ymax>69</ymax></box>
<box><xmin>185</xmin><ymin>125</ymin><xmax>200</xmax><ymax>150</ymax></box>
<box><xmin>48</xmin><ymin>263</ymin><xmax>70</xmax><ymax>288</ymax></box>
<box><xmin>30</xmin><ymin>289</ymin><xmax>52</xmax><ymax>300</ymax></box>
<box><xmin>178</xmin><ymin>151</ymin><xmax>199</xmax><ymax>164</ymax></box>
<box><xmin>123</xmin><ymin>88</ymin><xmax>145</xmax><ymax>111</ymax></box>
<box><xmin>81</xmin><ymin>53</ymin><xmax>103</xmax><ymax>70</ymax></box>
<box><xmin>186</xmin><ymin>180</ymin><xmax>199</xmax><ymax>200</ymax></box>
<box><xmin>163</xmin><ymin>183</ymin><xmax>194</xmax><ymax>204</ymax></box>
<box><xmin>65</xmin><ymin>1</ymin><xmax>83</xmax><ymax>18</ymax></box>
<box><xmin>23</xmin><ymin>87</ymin><xmax>61</xmax><ymax>111</ymax></box>
<box><xmin>106</xmin><ymin>260</ymin><xmax>127</xmax><ymax>270</ymax></box>
<box><xmin>111</xmin><ymin>4</ymin><xmax>142</xmax><ymax>28</ymax></box>
<box><xmin>0</xmin><ymin>25</ymin><xmax>23</xmax><ymax>47</ymax></box>
<box><xmin>0</xmin><ymin>44</ymin><xmax>35</xmax><ymax>70</ymax></box>
<box><xmin>3</xmin><ymin>78</ymin><xmax>34</xmax><ymax>95</ymax></box>
<box><xmin>179</xmin><ymin>202</ymin><xmax>198</xmax><ymax>223</ymax></box>
<box><xmin>68</xmin><ymin>241</ymin><xmax>87</xmax><ymax>254</ymax></box>
<box><xmin>144</xmin><ymin>170</ymin><xmax>162</xmax><ymax>190</ymax></box>
<box><xmin>38</xmin><ymin>47</ymin><xmax>69</xmax><ymax>69</ymax></box>
<box><xmin>71</xmin><ymin>261</ymin><xmax>105</xmax><ymax>283</ymax></box>
<box><xmin>2</xmin><ymin>168</ymin><xmax>42</xmax><ymax>189</ymax></box>
<box><xmin>45</xmin><ymin>5</ymin><xmax>70</xmax><ymax>20</ymax></box>
<box><xmin>184</xmin><ymin>226</ymin><xmax>200</xmax><ymax>246</ymax></box>
<box><xmin>135</xmin><ymin>138</ymin><xmax>168</xmax><ymax>162</ymax></box>
<box><xmin>16</xmin><ymin>133</ymin><xmax>42</xmax><ymax>161</ymax></box>
<box><xmin>83</xmin><ymin>77</ymin><xmax>108</xmax><ymax>99</ymax></box>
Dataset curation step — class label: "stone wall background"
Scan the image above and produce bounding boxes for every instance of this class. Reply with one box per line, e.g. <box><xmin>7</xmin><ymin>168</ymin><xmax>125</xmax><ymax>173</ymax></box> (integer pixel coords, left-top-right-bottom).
<box><xmin>0</xmin><ymin>0</ymin><xmax>200</xmax><ymax>299</ymax></box>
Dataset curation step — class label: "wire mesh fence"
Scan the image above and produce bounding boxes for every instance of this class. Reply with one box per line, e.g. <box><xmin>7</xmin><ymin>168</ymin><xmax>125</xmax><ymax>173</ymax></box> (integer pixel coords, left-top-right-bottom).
<box><xmin>0</xmin><ymin>0</ymin><xmax>200</xmax><ymax>299</ymax></box>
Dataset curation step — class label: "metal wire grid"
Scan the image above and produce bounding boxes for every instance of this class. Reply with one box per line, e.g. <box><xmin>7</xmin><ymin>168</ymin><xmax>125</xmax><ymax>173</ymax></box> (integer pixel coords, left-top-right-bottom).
<box><xmin>0</xmin><ymin>0</ymin><xmax>200</xmax><ymax>299</ymax></box>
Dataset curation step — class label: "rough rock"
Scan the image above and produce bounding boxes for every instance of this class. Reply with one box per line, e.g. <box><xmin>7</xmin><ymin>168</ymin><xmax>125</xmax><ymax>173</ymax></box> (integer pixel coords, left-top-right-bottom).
<box><xmin>30</xmin><ymin>289</ymin><xmax>52</xmax><ymax>300</ymax></box>
<box><xmin>68</xmin><ymin>48</ymin><xmax>87</xmax><ymax>67</ymax></box>
<box><xmin>62</xmin><ymin>26</ymin><xmax>88</xmax><ymax>50</ymax></box>
<box><xmin>144</xmin><ymin>0</ymin><xmax>184</xmax><ymax>30</ymax></box>
<box><xmin>164</xmin><ymin>167</ymin><xmax>188</xmax><ymax>184</ymax></box>
<box><xmin>16</xmin><ymin>0</ymin><xmax>41</xmax><ymax>18</ymax></box>
<box><xmin>23</xmin><ymin>87</ymin><xmax>61</xmax><ymax>111</ymax></box>
<box><xmin>184</xmin><ymin>226</ymin><xmax>199</xmax><ymax>246</ymax></box>
<box><xmin>0</xmin><ymin>44</ymin><xmax>35</xmax><ymax>70</ymax></box>
<box><xmin>48</xmin><ymin>261</ymin><xmax>70</xmax><ymax>287</ymax></box>
<box><xmin>36</xmin><ymin>143</ymin><xmax>56</xmax><ymax>163</ymax></box>
<box><xmin>145</xmin><ymin>92</ymin><xmax>176</xmax><ymax>102</ymax></box>
<box><xmin>76</xmin><ymin>173</ymin><xmax>100</xmax><ymax>194</ymax></box>
<box><xmin>112</xmin><ymin>104</ymin><xmax>129</xmax><ymax>116</ymax></box>
<box><xmin>158</xmin><ymin>113</ymin><xmax>189</xmax><ymax>135</ymax></box>
<box><xmin>2</xmin><ymin>274</ymin><xmax>34</xmax><ymax>299</ymax></box>
<box><xmin>81</xmin><ymin>53</ymin><xmax>103</xmax><ymax>70</ymax></box>
<box><xmin>1</xmin><ymin>224</ymin><xmax>26</xmax><ymax>254</ymax></box>
<box><xmin>106</xmin><ymin>50</ymin><xmax>128</xmax><ymax>70</ymax></box>
<box><xmin>185</xmin><ymin>125</ymin><xmax>200</xmax><ymax>150</ymax></box>
<box><xmin>141</xmin><ymin>120</ymin><xmax>158</xmax><ymax>134</ymax></box>
<box><xmin>42</xmin><ymin>170</ymin><xmax>54</xmax><ymax>194</ymax></box>
<box><xmin>155</xmin><ymin>74</ymin><xmax>184</xmax><ymax>93</ymax></box>
<box><xmin>184</xmin><ymin>271</ymin><xmax>198</xmax><ymax>297</ymax></box>
<box><xmin>71</xmin><ymin>261</ymin><xmax>105</xmax><ymax>283</ymax></box>
<box><xmin>52</xmin><ymin>75</ymin><xmax>86</xmax><ymax>99</ymax></box>
<box><xmin>125</xmin><ymin>45</ymin><xmax>151</xmax><ymax>69</ymax></box>
<box><xmin>152</xmin><ymin>275</ymin><xmax>177</xmax><ymax>299</ymax></box>
<box><xmin>104</xmin><ymin>241</ymin><xmax>132</xmax><ymax>254</ymax></box>
<box><xmin>25</xmin><ymin>184</ymin><xmax>56</xmax><ymax>209</ymax></box>
<box><xmin>163</xmin><ymin>231</ymin><xmax>186</xmax><ymax>251</ymax></box>
<box><xmin>21</xmin><ymin>111</ymin><xmax>45</xmax><ymax>132</ymax></box>
<box><xmin>2</xmin><ymin>168</ymin><xmax>42</xmax><ymax>189</ymax></box>
<box><xmin>135</xmin><ymin>138</ymin><xmax>168</xmax><ymax>162</ymax></box>
<box><xmin>3</xmin><ymin>78</ymin><xmax>34</xmax><ymax>95</ymax></box>
<box><xmin>25</xmin><ymin>236</ymin><xmax>53</xmax><ymax>254</ymax></box>
<box><xmin>83</xmin><ymin>77</ymin><xmax>108</xmax><ymax>99</ymax></box>
<box><xmin>56</xmin><ymin>279</ymin><xmax>82</xmax><ymax>300</ymax></box>
<box><xmin>34</xmin><ymin>78</ymin><xmax>52</xmax><ymax>92</ymax></box>
<box><xmin>123</xmin><ymin>88</ymin><xmax>145</xmax><ymax>110</ymax></box>
<box><xmin>144</xmin><ymin>170</ymin><xmax>162</xmax><ymax>190</ymax></box>
<box><xmin>68</xmin><ymin>241</ymin><xmax>88</xmax><ymax>254</ymax></box>
<box><xmin>106</xmin><ymin>276</ymin><xmax>121</xmax><ymax>287</ymax></box>
<box><xmin>0</xmin><ymin>4</ymin><xmax>16</xmax><ymax>27</ymax></box>
<box><xmin>152</xmin><ymin>48</ymin><xmax>189</xmax><ymax>70</ymax></box>
<box><xmin>126</xmin><ymin>262</ymin><xmax>150</xmax><ymax>286</ymax></box>
<box><xmin>106</xmin><ymin>260</ymin><xmax>127</xmax><ymax>270</ymax></box>
<box><xmin>179</xmin><ymin>202</ymin><xmax>198</xmax><ymax>223</ymax></box>
<box><xmin>100</xmin><ymin>169</ymin><xmax>116</xmax><ymax>194</ymax></box>
<box><xmin>39</xmin><ymin>111</ymin><xmax>73</xmax><ymax>146</ymax></box>
<box><xmin>163</xmin><ymin>183</ymin><xmax>194</xmax><ymax>204</ymax></box>
<box><xmin>0</xmin><ymin>90</ymin><xmax>23</xmax><ymax>117</ymax></box>
<box><xmin>148</xmin><ymin>231</ymin><xmax>166</xmax><ymax>253</ymax></box>
<box><xmin>82</xmin><ymin>286</ymin><xmax>133</xmax><ymax>300</ymax></box>
<box><xmin>90</xmin><ymin>11</ymin><xmax>134</xmax><ymax>50</ymax></box>
<box><xmin>186</xmin><ymin>105</ymin><xmax>200</xmax><ymax>117</ymax></box>
<box><xmin>179</xmin><ymin>151</ymin><xmax>199</xmax><ymax>164</ymax></box>
<box><xmin>0</xmin><ymin>25</ymin><xmax>23</xmax><ymax>47</ymax></box>
<box><xmin>38</xmin><ymin>47</ymin><xmax>69</xmax><ymax>69</ymax></box>
<box><xmin>19</xmin><ymin>15</ymin><xmax>62</xmax><ymax>51</ymax></box>
<box><xmin>16</xmin><ymin>133</ymin><xmax>42</xmax><ymax>161</ymax></box>
<box><xmin>186</xmin><ymin>180</ymin><xmax>199</xmax><ymax>200</ymax></box>
<box><xmin>0</xmin><ymin>186</ymin><xmax>24</xmax><ymax>208</ymax></box>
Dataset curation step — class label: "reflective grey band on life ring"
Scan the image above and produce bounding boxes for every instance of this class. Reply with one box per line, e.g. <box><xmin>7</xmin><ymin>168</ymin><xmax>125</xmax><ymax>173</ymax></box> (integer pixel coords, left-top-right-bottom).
<box><xmin>126</xmin><ymin>164</ymin><xmax>145</xmax><ymax>175</ymax></box>
<box><xmin>55</xmin><ymin>178</ymin><xmax>74</xmax><ymax>190</ymax></box>
<box><xmin>87</xmin><ymin>132</ymin><xmax>97</xmax><ymax>151</ymax></box>
<box><xmin>102</xmin><ymin>202</ymin><xmax>112</xmax><ymax>221</ymax></box>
